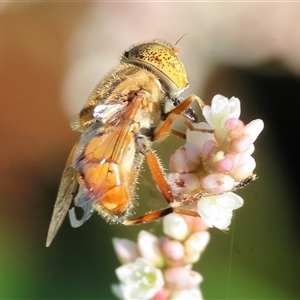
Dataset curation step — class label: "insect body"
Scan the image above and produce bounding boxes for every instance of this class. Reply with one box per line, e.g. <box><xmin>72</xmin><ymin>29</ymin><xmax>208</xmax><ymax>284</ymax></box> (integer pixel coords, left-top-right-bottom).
<box><xmin>46</xmin><ymin>40</ymin><xmax>204</xmax><ymax>247</ymax></box>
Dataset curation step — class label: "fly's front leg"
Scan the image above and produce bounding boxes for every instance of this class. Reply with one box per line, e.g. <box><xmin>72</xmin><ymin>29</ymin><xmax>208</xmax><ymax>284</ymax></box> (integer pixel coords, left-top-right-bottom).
<box><xmin>166</xmin><ymin>94</ymin><xmax>206</xmax><ymax>118</ymax></box>
<box><xmin>155</xmin><ymin>112</ymin><xmax>214</xmax><ymax>141</ymax></box>
<box><xmin>155</xmin><ymin>94</ymin><xmax>211</xmax><ymax>141</ymax></box>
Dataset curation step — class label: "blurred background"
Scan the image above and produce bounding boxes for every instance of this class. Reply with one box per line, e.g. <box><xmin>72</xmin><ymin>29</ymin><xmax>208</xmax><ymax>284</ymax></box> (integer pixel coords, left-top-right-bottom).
<box><xmin>1</xmin><ymin>2</ymin><xmax>300</xmax><ymax>299</ymax></box>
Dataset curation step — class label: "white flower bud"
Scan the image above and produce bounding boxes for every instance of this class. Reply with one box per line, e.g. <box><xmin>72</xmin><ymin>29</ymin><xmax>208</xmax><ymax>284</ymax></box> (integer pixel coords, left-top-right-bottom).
<box><xmin>164</xmin><ymin>267</ymin><xmax>203</xmax><ymax>290</ymax></box>
<box><xmin>200</xmin><ymin>173</ymin><xmax>235</xmax><ymax>193</ymax></box>
<box><xmin>112</xmin><ymin>238</ymin><xmax>139</xmax><ymax>265</ymax></box>
<box><xmin>163</xmin><ymin>214</ymin><xmax>189</xmax><ymax>241</ymax></box>
<box><xmin>138</xmin><ymin>231</ymin><xmax>164</xmax><ymax>268</ymax></box>
<box><xmin>244</xmin><ymin>119</ymin><xmax>264</xmax><ymax>143</ymax></box>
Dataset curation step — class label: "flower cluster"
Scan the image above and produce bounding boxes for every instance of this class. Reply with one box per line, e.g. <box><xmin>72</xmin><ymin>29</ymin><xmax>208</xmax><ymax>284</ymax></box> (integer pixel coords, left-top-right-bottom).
<box><xmin>168</xmin><ymin>94</ymin><xmax>264</xmax><ymax>230</ymax></box>
<box><xmin>112</xmin><ymin>214</ymin><xmax>210</xmax><ymax>300</ymax></box>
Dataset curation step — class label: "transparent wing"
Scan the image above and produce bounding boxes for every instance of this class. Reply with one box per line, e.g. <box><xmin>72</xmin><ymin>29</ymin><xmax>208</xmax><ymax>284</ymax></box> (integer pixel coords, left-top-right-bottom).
<box><xmin>46</xmin><ymin>92</ymin><xmax>145</xmax><ymax>246</ymax></box>
<box><xmin>46</xmin><ymin>144</ymin><xmax>78</xmax><ymax>247</ymax></box>
<box><xmin>68</xmin><ymin>189</ymin><xmax>95</xmax><ymax>228</ymax></box>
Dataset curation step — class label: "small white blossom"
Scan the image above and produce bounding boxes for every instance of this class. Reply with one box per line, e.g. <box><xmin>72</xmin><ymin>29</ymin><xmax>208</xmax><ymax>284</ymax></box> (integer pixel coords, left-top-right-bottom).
<box><xmin>114</xmin><ymin>258</ymin><xmax>164</xmax><ymax>300</ymax></box>
<box><xmin>197</xmin><ymin>192</ymin><xmax>244</xmax><ymax>229</ymax></box>
<box><xmin>202</xmin><ymin>95</ymin><xmax>241</xmax><ymax>139</ymax></box>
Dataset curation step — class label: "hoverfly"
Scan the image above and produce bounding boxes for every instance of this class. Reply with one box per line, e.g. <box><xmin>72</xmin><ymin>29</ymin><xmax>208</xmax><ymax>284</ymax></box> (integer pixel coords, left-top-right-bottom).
<box><xmin>46</xmin><ymin>40</ymin><xmax>205</xmax><ymax>247</ymax></box>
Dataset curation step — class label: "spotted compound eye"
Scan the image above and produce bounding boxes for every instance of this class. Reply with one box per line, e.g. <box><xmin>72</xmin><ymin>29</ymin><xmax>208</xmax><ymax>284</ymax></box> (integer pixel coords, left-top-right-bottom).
<box><xmin>122</xmin><ymin>42</ymin><xmax>189</xmax><ymax>92</ymax></box>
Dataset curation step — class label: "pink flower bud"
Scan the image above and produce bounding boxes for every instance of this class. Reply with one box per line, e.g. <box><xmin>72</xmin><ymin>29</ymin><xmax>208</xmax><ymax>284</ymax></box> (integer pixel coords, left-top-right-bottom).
<box><xmin>225</xmin><ymin>118</ymin><xmax>245</xmax><ymax>140</ymax></box>
<box><xmin>212</xmin><ymin>153</ymin><xmax>233</xmax><ymax>173</ymax></box>
<box><xmin>181</xmin><ymin>215</ymin><xmax>209</xmax><ymax>233</ymax></box>
<box><xmin>164</xmin><ymin>267</ymin><xmax>203</xmax><ymax>290</ymax></box>
<box><xmin>200</xmin><ymin>173</ymin><xmax>235</xmax><ymax>193</ymax></box>
<box><xmin>231</xmin><ymin>134</ymin><xmax>253</xmax><ymax>152</ymax></box>
<box><xmin>229</xmin><ymin>154</ymin><xmax>256</xmax><ymax>181</ymax></box>
<box><xmin>153</xmin><ymin>288</ymin><xmax>170</xmax><ymax>300</ymax></box>
<box><xmin>161</xmin><ymin>239</ymin><xmax>185</xmax><ymax>261</ymax></box>
<box><xmin>201</xmin><ymin>140</ymin><xmax>216</xmax><ymax>159</ymax></box>
<box><xmin>226</xmin><ymin>152</ymin><xmax>242</xmax><ymax>167</ymax></box>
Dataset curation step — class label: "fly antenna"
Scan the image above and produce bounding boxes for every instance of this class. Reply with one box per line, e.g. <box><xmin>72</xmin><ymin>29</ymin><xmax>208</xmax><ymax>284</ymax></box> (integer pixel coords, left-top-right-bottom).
<box><xmin>175</xmin><ymin>33</ymin><xmax>189</xmax><ymax>46</ymax></box>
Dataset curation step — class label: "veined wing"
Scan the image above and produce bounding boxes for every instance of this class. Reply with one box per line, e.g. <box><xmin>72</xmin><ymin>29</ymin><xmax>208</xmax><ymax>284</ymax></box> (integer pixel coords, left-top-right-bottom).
<box><xmin>69</xmin><ymin>94</ymin><xmax>144</xmax><ymax>223</ymax></box>
<box><xmin>46</xmin><ymin>143</ymin><xmax>78</xmax><ymax>247</ymax></box>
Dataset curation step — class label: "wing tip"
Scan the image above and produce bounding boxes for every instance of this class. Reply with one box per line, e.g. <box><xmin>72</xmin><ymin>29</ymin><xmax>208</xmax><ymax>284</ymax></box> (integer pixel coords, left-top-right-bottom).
<box><xmin>45</xmin><ymin>231</ymin><xmax>54</xmax><ymax>247</ymax></box>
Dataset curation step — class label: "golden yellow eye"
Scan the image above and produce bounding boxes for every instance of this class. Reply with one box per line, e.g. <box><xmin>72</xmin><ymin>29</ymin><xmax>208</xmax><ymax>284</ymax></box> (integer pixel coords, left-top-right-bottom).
<box><xmin>123</xmin><ymin>41</ymin><xmax>189</xmax><ymax>93</ymax></box>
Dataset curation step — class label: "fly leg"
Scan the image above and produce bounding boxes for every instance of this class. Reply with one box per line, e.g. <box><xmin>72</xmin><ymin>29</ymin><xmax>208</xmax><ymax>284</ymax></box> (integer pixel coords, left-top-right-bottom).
<box><xmin>154</xmin><ymin>94</ymin><xmax>213</xmax><ymax>141</ymax></box>
<box><xmin>122</xmin><ymin>181</ymin><xmax>201</xmax><ymax>225</ymax></box>
<box><xmin>122</xmin><ymin>199</ymin><xmax>200</xmax><ymax>225</ymax></box>
<box><xmin>166</xmin><ymin>94</ymin><xmax>206</xmax><ymax>118</ymax></box>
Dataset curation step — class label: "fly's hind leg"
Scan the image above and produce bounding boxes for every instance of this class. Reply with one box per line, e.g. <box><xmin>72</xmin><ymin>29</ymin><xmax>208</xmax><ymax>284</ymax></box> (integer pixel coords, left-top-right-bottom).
<box><xmin>122</xmin><ymin>206</ymin><xmax>174</xmax><ymax>225</ymax></box>
<box><xmin>122</xmin><ymin>202</ymin><xmax>200</xmax><ymax>225</ymax></box>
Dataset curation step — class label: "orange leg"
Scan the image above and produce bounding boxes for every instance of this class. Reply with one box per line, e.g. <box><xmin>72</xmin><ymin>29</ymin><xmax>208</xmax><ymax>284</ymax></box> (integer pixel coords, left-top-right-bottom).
<box><xmin>122</xmin><ymin>200</ymin><xmax>200</xmax><ymax>225</ymax></box>
<box><xmin>173</xmin><ymin>207</ymin><xmax>200</xmax><ymax>217</ymax></box>
<box><xmin>155</xmin><ymin>113</ymin><xmax>214</xmax><ymax>141</ymax></box>
<box><xmin>154</xmin><ymin>94</ymin><xmax>211</xmax><ymax>141</ymax></box>
<box><xmin>122</xmin><ymin>206</ymin><xmax>174</xmax><ymax>225</ymax></box>
<box><xmin>165</xmin><ymin>94</ymin><xmax>206</xmax><ymax>118</ymax></box>
<box><xmin>144</xmin><ymin>149</ymin><xmax>174</xmax><ymax>204</ymax></box>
